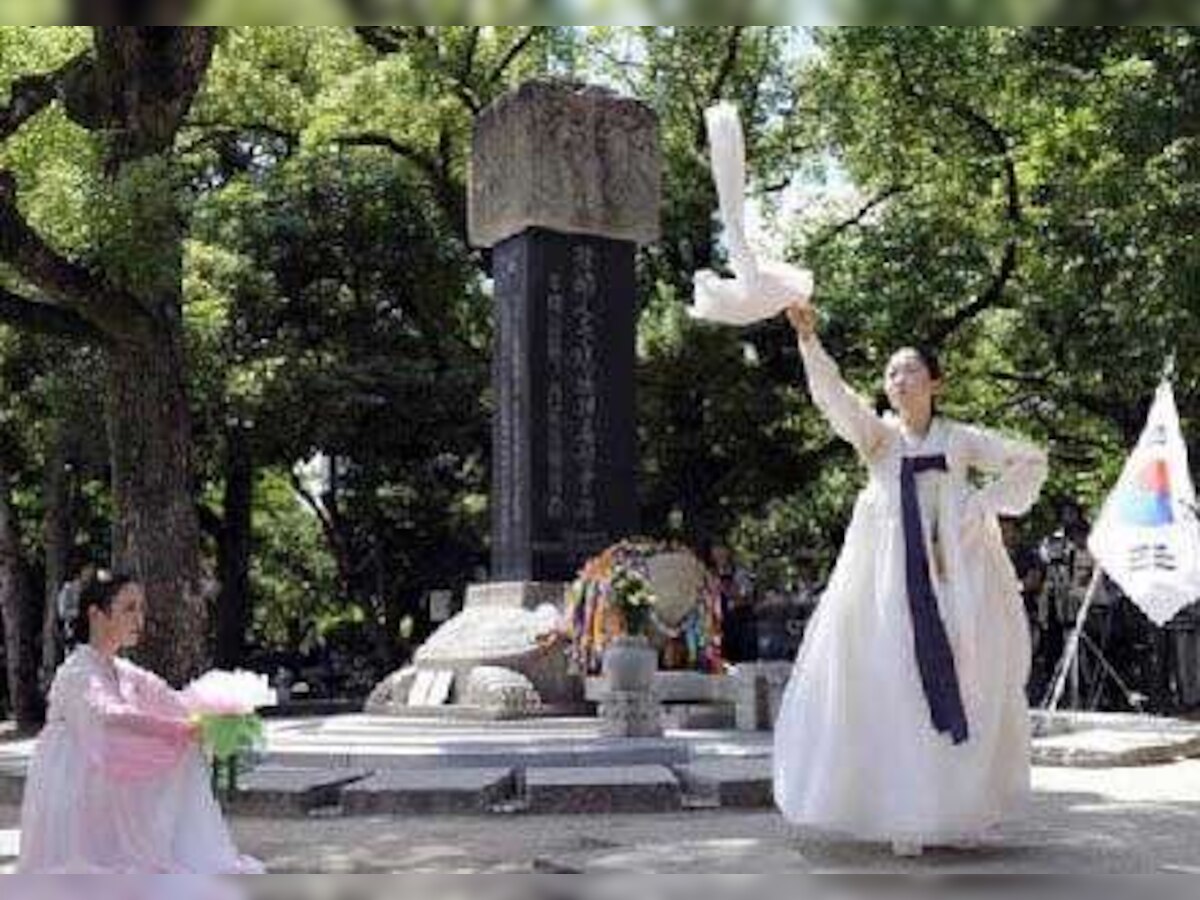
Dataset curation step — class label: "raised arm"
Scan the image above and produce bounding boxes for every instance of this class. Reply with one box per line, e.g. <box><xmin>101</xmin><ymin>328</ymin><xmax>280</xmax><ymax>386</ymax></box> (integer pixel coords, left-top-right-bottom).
<box><xmin>956</xmin><ymin>423</ymin><xmax>1049</xmax><ymax>518</ymax></box>
<box><xmin>787</xmin><ymin>304</ymin><xmax>891</xmax><ymax>461</ymax></box>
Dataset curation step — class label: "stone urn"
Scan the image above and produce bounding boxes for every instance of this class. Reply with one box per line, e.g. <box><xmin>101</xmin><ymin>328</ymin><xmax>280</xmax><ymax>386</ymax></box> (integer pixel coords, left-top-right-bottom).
<box><xmin>602</xmin><ymin>634</ymin><xmax>658</xmax><ymax>692</ymax></box>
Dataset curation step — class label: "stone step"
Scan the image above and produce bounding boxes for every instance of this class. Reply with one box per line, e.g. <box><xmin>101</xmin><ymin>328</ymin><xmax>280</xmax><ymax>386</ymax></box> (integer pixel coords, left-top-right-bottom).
<box><xmin>225</xmin><ymin>767</ymin><xmax>371</xmax><ymax>817</ymax></box>
<box><xmin>264</xmin><ymin>737</ymin><xmax>694</xmax><ymax>772</ymax></box>
<box><xmin>524</xmin><ymin>765</ymin><xmax>682</xmax><ymax>814</ymax></box>
<box><xmin>1032</xmin><ymin>729</ymin><xmax>1200</xmax><ymax>768</ymax></box>
<box><xmin>0</xmin><ymin>774</ymin><xmax>23</xmax><ymax>807</ymax></box>
<box><xmin>674</xmin><ymin>758</ymin><xmax>774</xmax><ymax>810</ymax></box>
<box><xmin>342</xmin><ymin>768</ymin><xmax>516</xmax><ymax>816</ymax></box>
<box><xmin>0</xmin><ymin>828</ymin><xmax>19</xmax><ymax>865</ymax></box>
<box><xmin>660</xmin><ymin>703</ymin><xmax>736</xmax><ymax>731</ymax></box>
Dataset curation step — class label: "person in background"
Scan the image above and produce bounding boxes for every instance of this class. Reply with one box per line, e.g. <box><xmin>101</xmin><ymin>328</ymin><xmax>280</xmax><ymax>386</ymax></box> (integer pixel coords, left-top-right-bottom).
<box><xmin>701</xmin><ymin>540</ymin><xmax>758</xmax><ymax>663</ymax></box>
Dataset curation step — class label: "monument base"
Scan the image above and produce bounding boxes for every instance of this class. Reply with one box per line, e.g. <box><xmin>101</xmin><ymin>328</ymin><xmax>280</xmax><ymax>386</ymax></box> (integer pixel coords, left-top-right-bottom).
<box><xmin>367</xmin><ymin>580</ymin><xmax>578</xmax><ymax>719</ymax></box>
<box><xmin>599</xmin><ymin>690</ymin><xmax>663</xmax><ymax>739</ymax></box>
<box><xmin>464</xmin><ymin>581</ymin><xmax>568</xmax><ymax>611</ymax></box>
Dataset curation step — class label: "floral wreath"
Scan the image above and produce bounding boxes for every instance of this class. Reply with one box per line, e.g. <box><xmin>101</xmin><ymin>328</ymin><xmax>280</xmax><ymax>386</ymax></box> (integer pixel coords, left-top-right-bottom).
<box><xmin>564</xmin><ymin>537</ymin><xmax>724</xmax><ymax>676</ymax></box>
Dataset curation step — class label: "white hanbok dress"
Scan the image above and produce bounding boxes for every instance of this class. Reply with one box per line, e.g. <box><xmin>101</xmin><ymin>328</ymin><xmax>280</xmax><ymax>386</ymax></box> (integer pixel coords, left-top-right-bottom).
<box><xmin>18</xmin><ymin>645</ymin><xmax>264</xmax><ymax>874</ymax></box>
<box><xmin>773</xmin><ymin>335</ymin><xmax>1048</xmax><ymax>843</ymax></box>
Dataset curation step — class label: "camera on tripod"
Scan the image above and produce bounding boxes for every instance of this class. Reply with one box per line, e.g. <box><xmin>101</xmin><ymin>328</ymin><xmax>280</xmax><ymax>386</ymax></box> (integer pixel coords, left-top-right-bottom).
<box><xmin>1040</xmin><ymin>529</ymin><xmax>1072</xmax><ymax>567</ymax></box>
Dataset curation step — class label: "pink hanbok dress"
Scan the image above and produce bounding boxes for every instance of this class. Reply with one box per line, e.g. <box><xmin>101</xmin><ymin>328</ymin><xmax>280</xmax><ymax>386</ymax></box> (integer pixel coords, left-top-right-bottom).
<box><xmin>17</xmin><ymin>645</ymin><xmax>263</xmax><ymax>874</ymax></box>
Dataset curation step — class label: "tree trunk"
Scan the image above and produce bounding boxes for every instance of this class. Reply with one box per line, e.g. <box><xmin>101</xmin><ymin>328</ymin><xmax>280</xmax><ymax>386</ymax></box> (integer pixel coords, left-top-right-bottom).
<box><xmin>0</xmin><ymin>28</ymin><xmax>217</xmax><ymax>686</ymax></box>
<box><xmin>40</xmin><ymin>426</ymin><xmax>75</xmax><ymax>692</ymax></box>
<box><xmin>92</xmin><ymin>28</ymin><xmax>216</xmax><ymax>685</ymax></box>
<box><xmin>0</xmin><ymin>478</ymin><xmax>44</xmax><ymax>730</ymax></box>
<box><xmin>214</xmin><ymin>425</ymin><xmax>253</xmax><ymax>670</ymax></box>
<box><xmin>107</xmin><ymin>332</ymin><xmax>206</xmax><ymax>685</ymax></box>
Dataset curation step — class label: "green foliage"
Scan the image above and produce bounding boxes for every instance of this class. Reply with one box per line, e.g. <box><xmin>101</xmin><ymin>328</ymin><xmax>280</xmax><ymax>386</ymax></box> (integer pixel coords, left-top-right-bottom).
<box><xmin>798</xmin><ymin>27</ymin><xmax>1199</xmax><ymax>522</ymax></box>
<box><xmin>248</xmin><ymin>470</ymin><xmax>339</xmax><ymax>650</ymax></box>
<box><xmin>195</xmin><ymin>712</ymin><xmax>265</xmax><ymax>764</ymax></box>
<box><xmin>1</xmin><ymin>25</ymin><xmax>1198</xmax><ymax>669</ymax></box>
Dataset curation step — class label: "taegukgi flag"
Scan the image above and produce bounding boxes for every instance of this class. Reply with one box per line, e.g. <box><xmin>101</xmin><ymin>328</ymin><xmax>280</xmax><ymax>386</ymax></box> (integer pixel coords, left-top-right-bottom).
<box><xmin>1088</xmin><ymin>381</ymin><xmax>1200</xmax><ymax>626</ymax></box>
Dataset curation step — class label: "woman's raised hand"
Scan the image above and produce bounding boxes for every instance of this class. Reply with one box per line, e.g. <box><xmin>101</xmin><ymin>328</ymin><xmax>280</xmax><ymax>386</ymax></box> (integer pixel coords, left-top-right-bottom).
<box><xmin>785</xmin><ymin>302</ymin><xmax>817</xmax><ymax>340</ymax></box>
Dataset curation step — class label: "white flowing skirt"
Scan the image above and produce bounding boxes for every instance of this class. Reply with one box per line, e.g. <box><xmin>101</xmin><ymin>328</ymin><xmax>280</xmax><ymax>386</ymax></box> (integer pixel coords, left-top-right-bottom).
<box><xmin>18</xmin><ymin>723</ymin><xmax>264</xmax><ymax>874</ymax></box>
<box><xmin>773</xmin><ymin>500</ymin><xmax>1032</xmax><ymax>842</ymax></box>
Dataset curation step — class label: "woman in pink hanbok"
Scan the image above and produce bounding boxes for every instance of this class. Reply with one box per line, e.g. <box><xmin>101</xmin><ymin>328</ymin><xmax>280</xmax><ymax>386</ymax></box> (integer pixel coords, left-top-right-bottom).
<box><xmin>18</xmin><ymin>571</ymin><xmax>263</xmax><ymax>874</ymax></box>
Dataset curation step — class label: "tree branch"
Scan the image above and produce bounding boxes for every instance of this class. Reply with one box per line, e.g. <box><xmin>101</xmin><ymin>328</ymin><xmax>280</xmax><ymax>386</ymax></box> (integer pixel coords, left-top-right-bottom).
<box><xmin>354</xmin><ymin>26</ymin><xmax>408</xmax><ymax>55</ymax></box>
<box><xmin>487</xmin><ymin>27</ymin><xmax>538</xmax><ymax>86</ymax></box>
<box><xmin>928</xmin><ymin>241</ymin><xmax>1017</xmax><ymax>345</ymax></box>
<box><xmin>890</xmin><ymin>42</ymin><xmax>1024</xmax><ymax>345</ymax></box>
<box><xmin>709</xmin><ymin>26</ymin><xmax>746</xmax><ymax>107</ymax></box>
<box><xmin>461</xmin><ymin>26</ymin><xmax>482</xmax><ymax>83</ymax></box>
<box><xmin>0</xmin><ymin>171</ymin><xmax>152</xmax><ymax>341</ymax></box>
<box><xmin>809</xmin><ymin>185</ymin><xmax>909</xmax><ymax>250</ymax></box>
<box><xmin>0</xmin><ymin>287</ymin><xmax>100</xmax><ymax>341</ymax></box>
<box><xmin>989</xmin><ymin>368</ymin><xmax>1140</xmax><ymax>436</ymax></box>
<box><xmin>0</xmin><ymin>53</ymin><xmax>90</xmax><ymax>143</ymax></box>
<box><xmin>335</xmin><ymin>133</ymin><xmax>468</xmax><ymax>245</ymax></box>
<box><xmin>290</xmin><ymin>468</ymin><xmax>353</xmax><ymax>594</ymax></box>
<box><xmin>196</xmin><ymin>503</ymin><xmax>224</xmax><ymax>542</ymax></box>
<box><xmin>335</xmin><ymin>133</ymin><xmax>441</xmax><ymax>180</ymax></box>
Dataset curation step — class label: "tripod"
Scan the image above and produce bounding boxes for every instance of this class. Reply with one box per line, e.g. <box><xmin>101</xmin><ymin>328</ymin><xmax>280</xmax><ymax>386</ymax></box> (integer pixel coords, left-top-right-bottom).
<box><xmin>1042</xmin><ymin>569</ymin><xmax>1146</xmax><ymax>712</ymax></box>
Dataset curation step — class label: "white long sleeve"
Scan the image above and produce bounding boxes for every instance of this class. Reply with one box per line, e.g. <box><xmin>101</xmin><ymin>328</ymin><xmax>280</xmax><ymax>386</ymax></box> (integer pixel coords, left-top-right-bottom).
<box><xmin>957</xmin><ymin>423</ymin><xmax>1049</xmax><ymax>517</ymax></box>
<box><xmin>798</xmin><ymin>334</ymin><xmax>891</xmax><ymax>461</ymax></box>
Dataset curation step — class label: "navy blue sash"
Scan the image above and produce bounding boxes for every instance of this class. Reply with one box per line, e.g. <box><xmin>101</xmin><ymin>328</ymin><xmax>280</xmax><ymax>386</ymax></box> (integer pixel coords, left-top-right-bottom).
<box><xmin>901</xmin><ymin>454</ymin><xmax>969</xmax><ymax>745</ymax></box>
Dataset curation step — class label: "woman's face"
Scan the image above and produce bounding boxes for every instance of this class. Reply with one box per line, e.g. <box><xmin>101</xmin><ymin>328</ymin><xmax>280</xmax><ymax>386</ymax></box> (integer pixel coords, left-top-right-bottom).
<box><xmin>884</xmin><ymin>349</ymin><xmax>941</xmax><ymax>420</ymax></box>
<box><xmin>92</xmin><ymin>584</ymin><xmax>147</xmax><ymax>651</ymax></box>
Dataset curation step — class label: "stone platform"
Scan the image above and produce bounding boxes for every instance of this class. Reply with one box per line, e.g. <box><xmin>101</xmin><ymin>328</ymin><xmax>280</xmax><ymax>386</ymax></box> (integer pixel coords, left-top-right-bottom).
<box><xmin>0</xmin><ymin>711</ymin><xmax>1198</xmax><ymax>819</ymax></box>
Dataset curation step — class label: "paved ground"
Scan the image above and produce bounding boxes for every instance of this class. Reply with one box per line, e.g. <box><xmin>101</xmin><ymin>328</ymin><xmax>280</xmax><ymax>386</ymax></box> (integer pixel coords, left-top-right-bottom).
<box><xmin>3</xmin><ymin>713</ymin><xmax>1200</xmax><ymax>874</ymax></box>
<box><xmin>4</xmin><ymin>760</ymin><xmax>1199</xmax><ymax>873</ymax></box>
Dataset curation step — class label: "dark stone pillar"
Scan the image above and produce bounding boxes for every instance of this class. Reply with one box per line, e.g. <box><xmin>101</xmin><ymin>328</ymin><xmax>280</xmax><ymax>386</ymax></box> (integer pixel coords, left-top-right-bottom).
<box><xmin>470</xmin><ymin>80</ymin><xmax>661</xmax><ymax>590</ymax></box>
<box><xmin>492</xmin><ymin>229</ymin><xmax>638</xmax><ymax>582</ymax></box>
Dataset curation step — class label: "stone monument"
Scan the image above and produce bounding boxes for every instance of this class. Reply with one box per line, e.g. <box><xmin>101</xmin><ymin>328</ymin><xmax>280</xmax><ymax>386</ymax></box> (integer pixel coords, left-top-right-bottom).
<box><xmin>474</xmin><ymin>79</ymin><xmax>660</xmax><ymax>583</ymax></box>
<box><xmin>368</xmin><ymin>81</ymin><xmax>662</xmax><ymax>718</ymax></box>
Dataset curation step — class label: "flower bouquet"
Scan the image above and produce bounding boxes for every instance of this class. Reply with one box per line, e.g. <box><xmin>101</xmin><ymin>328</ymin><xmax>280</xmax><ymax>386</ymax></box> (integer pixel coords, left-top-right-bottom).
<box><xmin>565</xmin><ymin>538</ymin><xmax>724</xmax><ymax>676</ymax></box>
<box><xmin>609</xmin><ymin>566</ymin><xmax>656</xmax><ymax>636</ymax></box>
<box><xmin>183</xmin><ymin>670</ymin><xmax>277</xmax><ymax>794</ymax></box>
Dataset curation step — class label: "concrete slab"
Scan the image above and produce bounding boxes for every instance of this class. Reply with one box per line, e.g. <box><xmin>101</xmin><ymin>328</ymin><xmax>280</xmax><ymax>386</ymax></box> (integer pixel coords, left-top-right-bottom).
<box><xmin>342</xmin><ymin>767</ymin><xmax>515</xmax><ymax>816</ymax></box>
<box><xmin>676</xmin><ymin>758</ymin><xmax>774</xmax><ymax>809</ymax></box>
<box><xmin>1033</xmin><ymin>729</ymin><xmax>1200</xmax><ymax>768</ymax></box>
<box><xmin>0</xmin><ymin>829</ymin><xmax>18</xmax><ymax>863</ymax></box>
<box><xmin>0</xmin><ymin>776</ymin><xmax>23</xmax><ymax>807</ymax></box>
<box><xmin>525</xmin><ymin>765</ymin><xmax>681</xmax><ymax>814</ymax></box>
<box><xmin>661</xmin><ymin>703</ymin><xmax>736</xmax><ymax>731</ymax></box>
<box><xmin>225</xmin><ymin>767</ymin><xmax>371</xmax><ymax>817</ymax></box>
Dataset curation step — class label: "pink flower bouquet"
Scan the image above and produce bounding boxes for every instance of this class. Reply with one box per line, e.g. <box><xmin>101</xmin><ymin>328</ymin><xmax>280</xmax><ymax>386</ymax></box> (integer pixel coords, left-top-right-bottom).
<box><xmin>182</xmin><ymin>670</ymin><xmax>277</xmax><ymax>766</ymax></box>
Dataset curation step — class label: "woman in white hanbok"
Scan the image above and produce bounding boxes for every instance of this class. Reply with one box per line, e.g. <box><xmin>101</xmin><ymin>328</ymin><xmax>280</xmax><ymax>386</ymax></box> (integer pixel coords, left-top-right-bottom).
<box><xmin>18</xmin><ymin>571</ymin><xmax>263</xmax><ymax>874</ymax></box>
<box><xmin>773</xmin><ymin>304</ymin><xmax>1048</xmax><ymax>856</ymax></box>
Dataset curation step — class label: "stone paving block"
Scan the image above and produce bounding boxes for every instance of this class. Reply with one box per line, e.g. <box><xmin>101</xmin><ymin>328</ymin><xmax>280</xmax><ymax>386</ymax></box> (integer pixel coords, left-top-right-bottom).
<box><xmin>1033</xmin><ymin>729</ymin><xmax>1200</xmax><ymax>768</ymax></box>
<box><xmin>676</xmin><ymin>757</ymin><xmax>774</xmax><ymax>809</ymax></box>
<box><xmin>661</xmin><ymin>703</ymin><xmax>736</xmax><ymax>731</ymax></box>
<box><xmin>0</xmin><ymin>829</ymin><xmax>18</xmax><ymax>863</ymax></box>
<box><xmin>342</xmin><ymin>767</ymin><xmax>516</xmax><ymax>816</ymax></box>
<box><xmin>525</xmin><ymin>765</ymin><xmax>681</xmax><ymax>814</ymax></box>
<box><xmin>0</xmin><ymin>776</ymin><xmax>23</xmax><ymax>808</ymax></box>
<box><xmin>227</xmin><ymin>767</ymin><xmax>371</xmax><ymax>817</ymax></box>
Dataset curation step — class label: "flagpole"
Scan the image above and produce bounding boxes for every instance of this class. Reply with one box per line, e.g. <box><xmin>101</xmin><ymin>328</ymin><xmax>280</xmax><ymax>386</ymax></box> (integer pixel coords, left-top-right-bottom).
<box><xmin>1043</xmin><ymin>568</ymin><xmax>1105</xmax><ymax>713</ymax></box>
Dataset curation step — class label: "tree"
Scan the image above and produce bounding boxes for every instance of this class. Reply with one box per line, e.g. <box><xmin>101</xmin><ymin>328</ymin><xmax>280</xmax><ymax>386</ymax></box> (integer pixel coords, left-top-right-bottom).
<box><xmin>797</xmin><ymin>26</ymin><xmax>1199</xmax><ymax>517</ymax></box>
<box><xmin>0</xmin><ymin>27</ymin><xmax>217</xmax><ymax>683</ymax></box>
<box><xmin>187</xmin><ymin>146</ymin><xmax>489</xmax><ymax>668</ymax></box>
